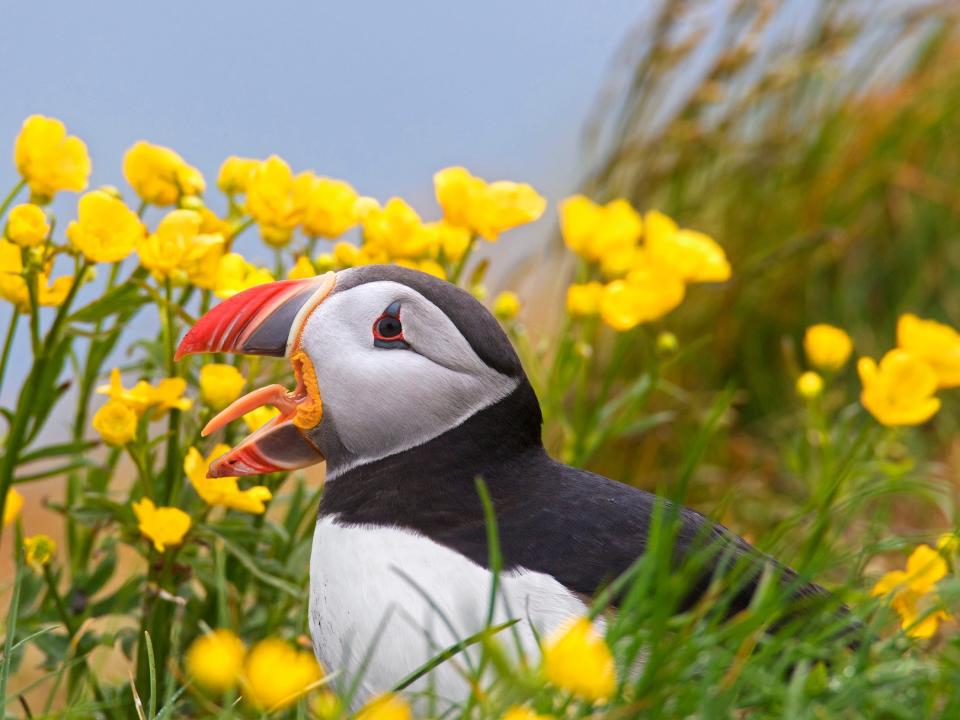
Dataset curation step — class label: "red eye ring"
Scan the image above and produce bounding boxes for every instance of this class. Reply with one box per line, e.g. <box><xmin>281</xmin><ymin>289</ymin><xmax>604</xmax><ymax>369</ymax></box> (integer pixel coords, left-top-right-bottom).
<box><xmin>373</xmin><ymin>302</ymin><xmax>408</xmax><ymax>348</ymax></box>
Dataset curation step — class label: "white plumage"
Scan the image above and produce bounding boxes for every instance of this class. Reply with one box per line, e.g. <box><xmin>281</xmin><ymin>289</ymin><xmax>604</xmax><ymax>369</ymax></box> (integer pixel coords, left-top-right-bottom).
<box><xmin>309</xmin><ymin>515</ymin><xmax>588</xmax><ymax>709</ymax></box>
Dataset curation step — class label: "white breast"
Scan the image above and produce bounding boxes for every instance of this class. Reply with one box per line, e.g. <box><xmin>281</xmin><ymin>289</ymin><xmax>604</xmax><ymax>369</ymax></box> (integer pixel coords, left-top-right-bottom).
<box><xmin>309</xmin><ymin>516</ymin><xmax>588</xmax><ymax>708</ymax></box>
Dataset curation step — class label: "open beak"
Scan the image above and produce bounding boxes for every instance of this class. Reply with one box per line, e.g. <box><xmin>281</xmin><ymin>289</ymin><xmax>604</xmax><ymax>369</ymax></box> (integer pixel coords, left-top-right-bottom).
<box><xmin>175</xmin><ymin>273</ymin><xmax>335</xmax><ymax>477</ymax></box>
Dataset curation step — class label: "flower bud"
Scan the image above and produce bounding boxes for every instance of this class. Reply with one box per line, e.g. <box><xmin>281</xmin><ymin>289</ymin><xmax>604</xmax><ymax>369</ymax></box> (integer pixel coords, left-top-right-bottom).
<box><xmin>492</xmin><ymin>291</ymin><xmax>521</xmax><ymax>321</ymax></box>
<box><xmin>796</xmin><ymin>371</ymin><xmax>824</xmax><ymax>399</ymax></box>
<box><xmin>656</xmin><ymin>331</ymin><xmax>679</xmax><ymax>356</ymax></box>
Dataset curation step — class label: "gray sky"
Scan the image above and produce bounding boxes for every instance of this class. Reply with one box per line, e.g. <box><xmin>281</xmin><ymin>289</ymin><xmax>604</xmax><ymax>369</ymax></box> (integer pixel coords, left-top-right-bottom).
<box><xmin>1</xmin><ymin>1</ymin><xmax>639</xmax><ymax>403</ymax></box>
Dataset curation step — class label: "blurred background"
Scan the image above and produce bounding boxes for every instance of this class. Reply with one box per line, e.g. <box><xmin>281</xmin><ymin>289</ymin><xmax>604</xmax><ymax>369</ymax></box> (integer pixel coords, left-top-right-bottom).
<box><xmin>3</xmin><ymin>0</ymin><xmax>960</xmax><ymax>548</ymax></box>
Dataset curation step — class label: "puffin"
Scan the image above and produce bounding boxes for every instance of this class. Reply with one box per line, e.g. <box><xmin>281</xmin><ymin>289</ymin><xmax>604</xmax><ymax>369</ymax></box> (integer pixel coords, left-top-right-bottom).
<box><xmin>176</xmin><ymin>265</ymin><xmax>842</xmax><ymax>705</ymax></box>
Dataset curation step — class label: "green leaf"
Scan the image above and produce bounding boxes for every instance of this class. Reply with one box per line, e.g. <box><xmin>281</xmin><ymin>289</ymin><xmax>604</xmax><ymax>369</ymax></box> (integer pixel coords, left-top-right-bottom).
<box><xmin>468</xmin><ymin>257</ymin><xmax>490</xmax><ymax>287</ymax></box>
<box><xmin>391</xmin><ymin>618</ymin><xmax>520</xmax><ymax>692</ymax></box>
<box><xmin>15</xmin><ymin>459</ymin><xmax>95</xmax><ymax>483</ymax></box>
<box><xmin>18</xmin><ymin>440</ymin><xmax>99</xmax><ymax>465</ymax></box>
<box><xmin>613</xmin><ymin>410</ymin><xmax>676</xmax><ymax>440</ymax></box>
<box><xmin>206</xmin><ymin>529</ymin><xmax>302</xmax><ymax>598</ymax></box>
<box><xmin>68</xmin><ymin>283</ymin><xmax>149</xmax><ymax>324</ymax></box>
<box><xmin>76</xmin><ymin>542</ymin><xmax>118</xmax><ymax>596</ymax></box>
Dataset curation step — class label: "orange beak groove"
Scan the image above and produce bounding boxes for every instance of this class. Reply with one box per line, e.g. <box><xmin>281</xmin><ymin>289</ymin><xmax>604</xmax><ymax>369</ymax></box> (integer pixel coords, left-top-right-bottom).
<box><xmin>176</xmin><ymin>272</ymin><xmax>335</xmax><ymax>477</ymax></box>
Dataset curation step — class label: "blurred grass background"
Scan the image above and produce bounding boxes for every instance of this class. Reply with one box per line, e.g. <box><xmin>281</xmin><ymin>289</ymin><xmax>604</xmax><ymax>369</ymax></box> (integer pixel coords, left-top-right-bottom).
<box><xmin>524</xmin><ymin>0</ymin><xmax>960</xmax><ymax>550</ymax></box>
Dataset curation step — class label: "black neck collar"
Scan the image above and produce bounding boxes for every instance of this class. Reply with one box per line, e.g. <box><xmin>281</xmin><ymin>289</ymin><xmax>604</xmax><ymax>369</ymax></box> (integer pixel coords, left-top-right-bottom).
<box><xmin>319</xmin><ymin>379</ymin><xmax>545</xmax><ymax>528</ymax></box>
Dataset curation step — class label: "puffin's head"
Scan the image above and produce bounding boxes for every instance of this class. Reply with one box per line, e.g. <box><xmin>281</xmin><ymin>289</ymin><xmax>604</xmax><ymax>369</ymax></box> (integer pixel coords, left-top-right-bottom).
<box><xmin>176</xmin><ymin>265</ymin><xmax>528</xmax><ymax>479</ymax></box>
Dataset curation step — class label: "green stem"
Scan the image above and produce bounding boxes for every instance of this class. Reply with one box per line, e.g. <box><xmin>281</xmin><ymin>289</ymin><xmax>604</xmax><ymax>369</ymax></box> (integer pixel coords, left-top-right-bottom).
<box><xmin>68</xmin><ymin>263</ymin><xmax>121</xmax><ymax>574</ymax></box>
<box><xmin>273</xmin><ymin>247</ymin><xmax>284</xmax><ymax>278</ymax></box>
<box><xmin>0</xmin><ymin>178</ymin><xmax>26</xmax><ymax>218</ymax></box>
<box><xmin>449</xmin><ymin>236</ymin><xmax>476</xmax><ymax>285</ymax></box>
<box><xmin>43</xmin><ymin>259</ymin><xmax>90</xmax><ymax>359</ymax></box>
<box><xmin>26</xmin><ymin>265</ymin><xmax>42</xmax><ymax>356</ymax></box>
<box><xmin>42</xmin><ymin>566</ymin><xmax>76</xmax><ymax>635</ymax></box>
<box><xmin>0</xmin><ymin>262</ymin><xmax>87</xmax><ymax>552</ymax></box>
<box><xmin>0</xmin><ymin>307</ymin><xmax>20</xmax><ymax>400</ymax></box>
<box><xmin>0</xmin><ymin>537</ymin><xmax>24</xmax><ymax>709</ymax></box>
<box><xmin>162</xmin><ymin>280</ymin><xmax>180</xmax><ymax>505</ymax></box>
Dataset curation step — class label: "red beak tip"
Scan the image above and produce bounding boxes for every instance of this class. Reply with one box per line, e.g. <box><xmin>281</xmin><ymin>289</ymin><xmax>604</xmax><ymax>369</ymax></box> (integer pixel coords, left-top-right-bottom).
<box><xmin>173</xmin><ymin>338</ymin><xmax>195</xmax><ymax>361</ymax></box>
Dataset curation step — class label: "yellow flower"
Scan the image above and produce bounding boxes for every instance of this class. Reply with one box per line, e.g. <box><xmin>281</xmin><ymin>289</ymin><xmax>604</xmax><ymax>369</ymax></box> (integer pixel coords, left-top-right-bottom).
<box><xmin>241</xmin><ymin>638</ymin><xmax>322</xmax><ymax>710</ymax></box>
<box><xmin>566</xmin><ymin>282</ymin><xmax>604</xmax><ymax>317</ymax></box>
<box><xmin>186</xmin><ymin>629</ymin><xmax>247</xmax><ymax>693</ymax></box>
<box><xmin>6</xmin><ymin>204</ymin><xmax>49</xmax><ymax>247</ymax></box>
<box><xmin>287</xmin><ymin>256</ymin><xmax>316</xmax><ymax>280</ymax></box>
<box><xmin>300</xmin><ymin>175</ymin><xmax>359</xmax><ymax>238</ymax></box>
<box><xmin>803</xmin><ymin>324</ymin><xmax>853</xmax><ymax>371</ymax></box>
<box><xmin>600</xmin><ymin>257</ymin><xmax>685</xmax><ymax>331</ymax></box>
<box><xmin>493</xmin><ymin>291</ymin><xmax>521</xmax><ymax>321</ymax></box>
<box><xmin>435</xmin><ymin>167</ymin><xmax>546</xmax><ymax>241</ymax></box>
<box><xmin>3</xmin><ymin>488</ymin><xmax>24</xmax><ymax>526</ymax></box>
<box><xmin>361</xmin><ymin>198</ymin><xmax>433</xmax><ymax>259</ymax></box>
<box><xmin>599</xmin><ymin>245</ymin><xmax>645</xmax><ymax>279</ymax></box>
<box><xmin>96</xmin><ymin>368</ymin><xmax>156</xmax><ymax>414</ymax></box>
<box><xmin>67</xmin><ymin>191</ymin><xmax>144</xmax><ymax>263</ymax></box>
<box><xmin>502</xmin><ymin>707</ymin><xmax>555</xmax><ymax>720</ymax></box>
<box><xmin>394</xmin><ymin>258</ymin><xmax>447</xmax><ymax>279</ymax></box>
<box><xmin>897</xmin><ymin>313</ymin><xmax>960</xmax><ymax>389</ymax></box>
<box><xmin>314</xmin><ymin>253</ymin><xmax>335</xmax><ymax>273</ymax></box>
<box><xmin>149</xmin><ymin>378</ymin><xmax>193</xmax><ymax>413</ymax></box>
<box><xmin>426</xmin><ymin>220</ymin><xmax>471</xmax><ymax>262</ymax></box>
<box><xmin>311</xmin><ymin>691</ymin><xmax>342</xmax><ymax>720</ymax></box>
<box><xmin>123</xmin><ymin>141</ymin><xmax>205</xmax><ymax>206</ymax></box>
<box><xmin>95</xmin><ymin>368</ymin><xmax>191</xmax><ymax>417</ymax></box>
<box><xmin>199</xmin><ymin>364</ymin><xmax>246</xmax><ymax>410</ymax></box>
<box><xmin>245</xmin><ymin>156</ymin><xmax>310</xmax><ymax>246</ymax></box>
<box><xmin>0</xmin><ymin>267</ymin><xmax>76</xmax><ymax>313</ymax></box>
<box><xmin>476</xmin><ymin>180</ymin><xmax>547</xmax><ymax>241</ymax></box>
<box><xmin>420</xmin><ymin>259</ymin><xmax>446</xmax><ymax>279</ymax></box>
<box><xmin>243</xmin><ymin>406</ymin><xmax>280</xmax><ymax>432</ymax></box>
<box><xmin>434</xmin><ymin>167</ymin><xmax>480</xmax><ymax>229</ymax></box>
<box><xmin>0</xmin><ymin>240</ymin><xmax>28</xmax><ymax>310</ymax></box>
<box><xmin>92</xmin><ymin>399</ymin><xmax>138</xmax><ymax>446</ymax></box>
<box><xmin>332</xmin><ymin>240</ymin><xmax>361</xmax><ymax>268</ymax></box>
<box><xmin>644</xmin><ymin>210</ymin><xmax>730</xmax><ymax>283</ymax></box>
<box><xmin>132</xmin><ymin>498</ymin><xmax>191</xmax><ymax>553</ymax></box>
<box><xmin>542</xmin><ymin>617</ymin><xmax>615</xmax><ymax>701</ymax></box>
<box><xmin>937</xmin><ymin>533</ymin><xmax>959</xmax><ymax>555</ymax></box>
<box><xmin>559</xmin><ymin>195</ymin><xmax>642</xmax><ymax>263</ymax></box>
<box><xmin>184</xmin><ymin>446</ymin><xmax>272</xmax><ymax>514</ymax></box>
<box><xmin>181</xmin><ymin>233</ymin><xmax>227</xmax><ymax>291</ymax></box>
<box><xmin>41</xmin><ymin>275</ymin><xmax>76</xmax><ymax>308</ymax></box>
<box><xmin>871</xmin><ymin>544</ymin><xmax>951</xmax><ymax>638</ymax></box>
<box><xmin>14</xmin><ymin>115</ymin><xmax>91</xmax><ymax>198</ymax></box>
<box><xmin>214</xmin><ymin>253</ymin><xmax>274</xmax><ymax>299</ymax></box>
<box><xmin>24</xmin><ymin>534</ymin><xmax>56</xmax><ymax>567</ymax></box>
<box><xmin>796</xmin><ymin>371</ymin><xmax>824</xmax><ymax>399</ymax></box>
<box><xmin>138</xmin><ymin>209</ymin><xmax>225</xmax><ymax>287</ymax></box>
<box><xmin>857</xmin><ymin>350</ymin><xmax>940</xmax><ymax>426</ymax></box>
<box><xmin>356</xmin><ymin>692</ymin><xmax>412</xmax><ymax>720</ymax></box>
<box><xmin>0</xmin><ymin>240</ymin><xmax>76</xmax><ymax>312</ymax></box>
<box><xmin>217</xmin><ymin>156</ymin><xmax>260</xmax><ymax>194</ymax></box>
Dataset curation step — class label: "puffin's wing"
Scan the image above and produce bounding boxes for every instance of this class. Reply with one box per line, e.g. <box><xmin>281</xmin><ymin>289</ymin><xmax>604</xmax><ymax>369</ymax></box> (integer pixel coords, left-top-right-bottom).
<box><xmin>476</xmin><ymin>459</ymin><xmax>834</xmax><ymax>617</ymax></box>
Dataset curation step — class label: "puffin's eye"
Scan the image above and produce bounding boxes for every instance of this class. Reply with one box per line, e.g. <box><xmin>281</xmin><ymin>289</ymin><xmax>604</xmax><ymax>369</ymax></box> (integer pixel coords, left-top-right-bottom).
<box><xmin>373</xmin><ymin>302</ymin><xmax>408</xmax><ymax>349</ymax></box>
<box><xmin>376</xmin><ymin>316</ymin><xmax>402</xmax><ymax>339</ymax></box>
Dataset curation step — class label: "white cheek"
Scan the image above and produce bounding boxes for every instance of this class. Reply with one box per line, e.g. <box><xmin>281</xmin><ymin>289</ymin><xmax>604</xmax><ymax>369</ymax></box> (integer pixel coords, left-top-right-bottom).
<box><xmin>300</xmin><ymin>283</ymin><xmax>518</xmax><ymax>472</ymax></box>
